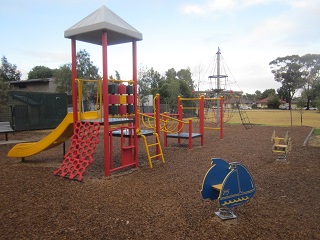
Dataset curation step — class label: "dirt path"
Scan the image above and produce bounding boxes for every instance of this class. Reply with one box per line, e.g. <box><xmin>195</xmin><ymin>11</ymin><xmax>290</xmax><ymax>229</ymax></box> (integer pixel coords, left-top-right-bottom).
<box><xmin>0</xmin><ymin>125</ymin><xmax>319</xmax><ymax>239</ymax></box>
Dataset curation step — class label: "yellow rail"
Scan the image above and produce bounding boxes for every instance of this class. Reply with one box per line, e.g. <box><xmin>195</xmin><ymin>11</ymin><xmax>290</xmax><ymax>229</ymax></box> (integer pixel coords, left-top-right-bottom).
<box><xmin>109</xmin><ymin>79</ymin><xmax>134</xmax><ymax>84</ymax></box>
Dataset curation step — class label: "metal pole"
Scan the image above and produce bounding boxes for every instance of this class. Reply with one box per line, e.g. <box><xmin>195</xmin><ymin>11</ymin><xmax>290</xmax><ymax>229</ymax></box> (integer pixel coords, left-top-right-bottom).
<box><xmin>216</xmin><ymin>48</ymin><xmax>221</xmax><ymax>127</ymax></box>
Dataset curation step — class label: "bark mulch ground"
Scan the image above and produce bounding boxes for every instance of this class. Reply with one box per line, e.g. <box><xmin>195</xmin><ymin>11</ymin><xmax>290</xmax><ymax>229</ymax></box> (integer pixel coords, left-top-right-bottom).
<box><xmin>0</xmin><ymin>124</ymin><xmax>319</xmax><ymax>240</ymax></box>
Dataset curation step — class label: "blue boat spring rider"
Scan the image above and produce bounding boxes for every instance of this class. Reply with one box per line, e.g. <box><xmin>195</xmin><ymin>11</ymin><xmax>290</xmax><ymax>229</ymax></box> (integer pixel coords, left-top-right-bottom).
<box><xmin>201</xmin><ymin>158</ymin><xmax>256</xmax><ymax>220</ymax></box>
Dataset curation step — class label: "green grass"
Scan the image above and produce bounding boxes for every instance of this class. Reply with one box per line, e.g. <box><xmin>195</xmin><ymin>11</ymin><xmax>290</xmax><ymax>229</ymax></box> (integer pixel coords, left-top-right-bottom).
<box><xmin>223</xmin><ymin>109</ymin><xmax>320</xmax><ymax>128</ymax></box>
<box><xmin>313</xmin><ymin>128</ymin><xmax>320</xmax><ymax>135</ymax></box>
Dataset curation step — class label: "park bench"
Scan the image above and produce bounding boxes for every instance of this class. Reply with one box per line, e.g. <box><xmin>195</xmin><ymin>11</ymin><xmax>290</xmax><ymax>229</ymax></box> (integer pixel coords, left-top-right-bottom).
<box><xmin>0</xmin><ymin>122</ymin><xmax>15</xmax><ymax>141</ymax></box>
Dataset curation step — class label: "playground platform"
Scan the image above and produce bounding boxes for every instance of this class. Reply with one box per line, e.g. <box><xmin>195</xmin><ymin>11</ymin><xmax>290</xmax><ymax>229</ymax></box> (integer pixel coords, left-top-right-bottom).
<box><xmin>166</xmin><ymin>132</ymin><xmax>202</xmax><ymax>139</ymax></box>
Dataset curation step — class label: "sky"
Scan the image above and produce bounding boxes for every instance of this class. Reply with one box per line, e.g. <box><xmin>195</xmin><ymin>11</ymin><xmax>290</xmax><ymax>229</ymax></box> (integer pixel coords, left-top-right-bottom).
<box><xmin>1</xmin><ymin>0</ymin><xmax>319</xmax><ymax>94</ymax></box>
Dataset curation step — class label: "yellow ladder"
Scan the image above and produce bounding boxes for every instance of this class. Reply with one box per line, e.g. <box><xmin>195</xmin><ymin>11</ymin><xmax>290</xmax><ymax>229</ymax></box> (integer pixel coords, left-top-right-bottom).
<box><xmin>140</xmin><ymin>133</ymin><xmax>165</xmax><ymax>168</ymax></box>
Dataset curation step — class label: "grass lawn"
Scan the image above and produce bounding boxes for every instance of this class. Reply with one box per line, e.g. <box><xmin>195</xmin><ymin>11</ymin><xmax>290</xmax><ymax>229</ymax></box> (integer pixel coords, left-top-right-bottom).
<box><xmin>226</xmin><ymin>109</ymin><xmax>320</xmax><ymax>128</ymax></box>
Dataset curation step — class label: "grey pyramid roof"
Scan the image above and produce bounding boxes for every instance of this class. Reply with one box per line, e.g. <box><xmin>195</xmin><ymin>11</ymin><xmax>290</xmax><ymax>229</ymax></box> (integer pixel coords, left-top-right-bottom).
<box><xmin>64</xmin><ymin>6</ymin><xmax>143</xmax><ymax>45</ymax></box>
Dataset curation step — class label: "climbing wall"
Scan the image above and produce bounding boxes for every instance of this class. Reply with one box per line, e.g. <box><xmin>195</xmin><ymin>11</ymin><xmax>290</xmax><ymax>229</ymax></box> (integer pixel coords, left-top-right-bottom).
<box><xmin>54</xmin><ymin>121</ymin><xmax>100</xmax><ymax>181</ymax></box>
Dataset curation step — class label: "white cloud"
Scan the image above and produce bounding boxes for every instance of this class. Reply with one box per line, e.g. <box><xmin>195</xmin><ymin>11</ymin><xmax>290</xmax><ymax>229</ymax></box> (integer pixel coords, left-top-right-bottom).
<box><xmin>179</xmin><ymin>0</ymin><xmax>311</xmax><ymax>15</ymax></box>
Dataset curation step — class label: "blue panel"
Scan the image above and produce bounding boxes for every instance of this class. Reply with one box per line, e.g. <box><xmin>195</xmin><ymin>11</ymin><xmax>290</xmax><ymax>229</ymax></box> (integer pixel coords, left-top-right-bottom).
<box><xmin>218</xmin><ymin>163</ymin><xmax>256</xmax><ymax>208</ymax></box>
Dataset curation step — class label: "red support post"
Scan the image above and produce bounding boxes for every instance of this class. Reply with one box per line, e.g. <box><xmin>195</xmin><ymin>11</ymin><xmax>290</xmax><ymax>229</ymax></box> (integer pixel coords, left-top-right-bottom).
<box><xmin>132</xmin><ymin>41</ymin><xmax>139</xmax><ymax>167</ymax></box>
<box><xmin>71</xmin><ymin>38</ymin><xmax>78</xmax><ymax>123</ymax></box>
<box><xmin>155</xmin><ymin>94</ymin><xmax>161</xmax><ymax>158</ymax></box>
<box><xmin>163</xmin><ymin>112</ymin><xmax>168</xmax><ymax>147</ymax></box>
<box><xmin>178</xmin><ymin>96</ymin><xmax>183</xmax><ymax>144</ymax></box>
<box><xmin>188</xmin><ymin>118</ymin><xmax>192</xmax><ymax>149</ymax></box>
<box><xmin>199</xmin><ymin>95</ymin><xmax>205</xmax><ymax>145</ymax></box>
<box><xmin>102</xmin><ymin>31</ymin><xmax>110</xmax><ymax>176</ymax></box>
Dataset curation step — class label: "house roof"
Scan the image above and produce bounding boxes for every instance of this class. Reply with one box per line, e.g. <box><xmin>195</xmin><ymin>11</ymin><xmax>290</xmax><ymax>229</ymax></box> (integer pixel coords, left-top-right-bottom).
<box><xmin>64</xmin><ymin>5</ymin><xmax>143</xmax><ymax>46</ymax></box>
<box><xmin>9</xmin><ymin>78</ymin><xmax>53</xmax><ymax>85</ymax></box>
<box><xmin>257</xmin><ymin>97</ymin><xmax>286</xmax><ymax>104</ymax></box>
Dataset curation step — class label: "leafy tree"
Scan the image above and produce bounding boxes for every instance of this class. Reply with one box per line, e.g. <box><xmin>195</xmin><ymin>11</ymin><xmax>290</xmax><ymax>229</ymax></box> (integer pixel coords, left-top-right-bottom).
<box><xmin>299</xmin><ymin>54</ymin><xmax>320</xmax><ymax>109</ymax></box>
<box><xmin>76</xmin><ymin>49</ymin><xmax>101</xmax><ymax>103</ymax></box>
<box><xmin>177</xmin><ymin>67</ymin><xmax>194</xmax><ymax>91</ymax></box>
<box><xmin>0</xmin><ymin>78</ymin><xmax>10</xmax><ymax>107</ymax></box>
<box><xmin>317</xmin><ymin>98</ymin><xmax>320</xmax><ymax>112</ymax></box>
<box><xmin>260</xmin><ymin>88</ymin><xmax>276</xmax><ymax>100</ymax></box>
<box><xmin>269</xmin><ymin>55</ymin><xmax>306</xmax><ymax>110</ymax></box>
<box><xmin>267</xmin><ymin>94</ymin><xmax>280</xmax><ymax>109</ymax></box>
<box><xmin>54</xmin><ymin>63</ymin><xmax>72</xmax><ymax>95</ymax></box>
<box><xmin>277</xmin><ymin>87</ymin><xmax>290</xmax><ymax>103</ymax></box>
<box><xmin>165</xmin><ymin>68</ymin><xmax>177</xmax><ymax>81</ymax></box>
<box><xmin>76</xmin><ymin>49</ymin><xmax>100</xmax><ymax>80</ymax></box>
<box><xmin>28</xmin><ymin>66</ymin><xmax>53</xmax><ymax>79</ymax></box>
<box><xmin>254</xmin><ymin>90</ymin><xmax>262</xmax><ymax>100</ymax></box>
<box><xmin>138</xmin><ymin>66</ymin><xmax>162</xmax><ymax>107</ymax></box>
<box><xmin>115</xmin><ymin>70</ymin><xmax>121</xmax><ymax>80</ymax></box>
<box><xmin>55</xmin><ymin>50</ymin><xmax>100</xmax><ymax>99</ymax></box>
<box><xmin>243</xmin><ymin>93</ymin><xmax>256</xmax><ymax>101</ymax></box>
<box><xmin>0</xmin><ymin>56</ymin><xmax>21</xmax><ymax>82</ymax></box>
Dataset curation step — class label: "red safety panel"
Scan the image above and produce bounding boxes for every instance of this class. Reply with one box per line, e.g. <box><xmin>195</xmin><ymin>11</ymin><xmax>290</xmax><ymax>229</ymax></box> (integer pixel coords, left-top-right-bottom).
<box><xmin>54</xmin><ymin>121</ymin><xmax>100</xmax><ymax>181</ymax></box>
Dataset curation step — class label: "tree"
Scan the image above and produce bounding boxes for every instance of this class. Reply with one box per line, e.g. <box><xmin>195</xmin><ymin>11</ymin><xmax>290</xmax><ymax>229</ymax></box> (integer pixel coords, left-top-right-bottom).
<box><xmin>0</xmin><ymin>78</ymin><xmax>10</xmax><ymax>107</ymax></box>
<box><xmin>267</xmin><ymin>94</ymin><xmax>280</xmax><ymax>109</ymax></box>
<box><xmin>115</xmin><ymin>70</ymin><xmax>121</xmax><ymax>80</ymax></box>
<box><xmin>0</xmin><ymin>56</ymin><xmax>21</xmax><ymax>82</ymax></box>
<box><xmin>54</xmin><ymin>50</ymin><xmax>100</xmax><ymax>102</ymax></box>
<box><xmin>254</xmin><ymin>90</ymin><xmax>262</xmax><ymax>100</ymax></box>
<box><xmin>260</xmin><ymin>88</ymin><xmax>276</xmax><ymax>100</ymax></box>
<box><xmin>269</xmin><ymin>55</ymin><xmax>306</xmax><ymax>110</ymax></box>
<box><xmin>76</xmin><ymin>49</ymin><xmax>100</xmax><ymax>80</ymax></box>
<box><xmin>138</xmin><ymin>66</ymin><xmax>162</xmax><ymax>107</ymax></box>
<box><xmin>28</xmin><ymin>66</ymin><xmax>53</xmax><ymax>79</ymax></box>
<box><xmin>277</xmin><ymin>87</ymin><xmax>291</xmax><ymax>103</ymax></box>
<box><xmin>54</xmin><ymin>63</ymin><xmax>72</xmax><ymax>95</ymax></box>
<box><xmin>177</xmin><ymin>67</ymin><xmax>194</xmax><ymax>91</ymax></box>
<box><xmin>299</xmin><ymin>54</ymin><xmax>320</xmax><ymax>109</ymax></box>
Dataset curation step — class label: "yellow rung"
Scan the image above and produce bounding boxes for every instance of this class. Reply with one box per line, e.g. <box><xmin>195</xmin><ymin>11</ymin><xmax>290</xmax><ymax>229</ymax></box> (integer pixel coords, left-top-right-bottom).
<box><xmin>204</xmin><ymin>127</ymin><xmax>221</xmax><ymax>130</ymax></box>
<box><xmin>147</xmin><ymin>143</ymin><xmax>158</xmax><ymax>147</ymax></box>
<box><xmin>150</xmin><ymin>154</ymin><xmax>162</xmax><ymax>159</ymax></box>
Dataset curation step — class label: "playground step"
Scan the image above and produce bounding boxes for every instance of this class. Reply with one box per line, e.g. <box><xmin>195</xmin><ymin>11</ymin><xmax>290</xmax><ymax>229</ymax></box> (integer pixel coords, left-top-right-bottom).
<box><xmin>273</xmin><ymin>144</ymin><xmax>288</xmax><ymax>148</ymax></box>
<box><xmin>272</xmin><ymin>150</ymin><xmax>287</xmax><ymax>153</ymax></box>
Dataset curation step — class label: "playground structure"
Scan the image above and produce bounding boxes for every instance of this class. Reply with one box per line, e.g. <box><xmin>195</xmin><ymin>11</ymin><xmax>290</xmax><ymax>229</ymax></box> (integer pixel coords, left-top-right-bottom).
<box><xmin>164</xmin><ymin>95</ymin><xmax>223</xmax><ymax>149</ymax></box>
<box><xmin>201</xmin><ymin>158</ymin><xmax>256</xmax><ymax>220</ymax></box>
<box><xmin>194</xmin><ymin>48</ymin><xmax>252</xmax><ymax>129</ymax></box>
<box><xmin>7</xmin><ymin>6</ymin><xmax>224</xmax><ymax>181</ymax></box>
<box><xmin>271</xmin><ymin>130</ymin><xmax>292</xmax><ymax>160</ymax></box>
<box><xmin>137</xmin><ymin>94</ymin><xmax>224</xmax><ymax>150</ymax></box>
<box><xmin>7</xmin><ymin>111</ymin><xmax>98</xmax><ymax>159</ymax></box>
<box><xmin>7</xmin><ymin>6</ymin><xmax>156</xmax><ymax>181</ymax></box>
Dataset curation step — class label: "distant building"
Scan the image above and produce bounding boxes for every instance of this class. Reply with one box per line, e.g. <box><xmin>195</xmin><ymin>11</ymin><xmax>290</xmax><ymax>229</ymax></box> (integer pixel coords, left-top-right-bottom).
<box><xmin>224</xmin><ymin>97</ymin><xmax>254</xmax><ymax>109</ymax></box>
<box><xmin>9</xmin><ymin>78</ymin><xmax>57</xmax><ymax>92</ymax></box>
<box><xmin>5</xmin><ymin>78</ymin><xmax>67</xmax><ymax>130</ymax></box>
<box><xmin>257</xmin><ymin>97</ymin><xmax>286</xmax><ymax>109</ymax></box>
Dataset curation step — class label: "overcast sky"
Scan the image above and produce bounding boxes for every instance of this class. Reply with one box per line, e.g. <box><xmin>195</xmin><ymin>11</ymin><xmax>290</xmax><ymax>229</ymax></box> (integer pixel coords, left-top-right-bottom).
<box><xmin>1</xmin><ymin>0</ymin><xmax>319</xmax><ymax>94</ymax></box>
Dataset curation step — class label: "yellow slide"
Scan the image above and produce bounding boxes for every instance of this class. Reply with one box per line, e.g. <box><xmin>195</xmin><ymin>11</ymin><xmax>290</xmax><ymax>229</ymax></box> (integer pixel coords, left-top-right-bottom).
<box><xmin>7</xmin><ymin>111</ymin><xmax>100</xmax><ymax>158</ymax></box>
